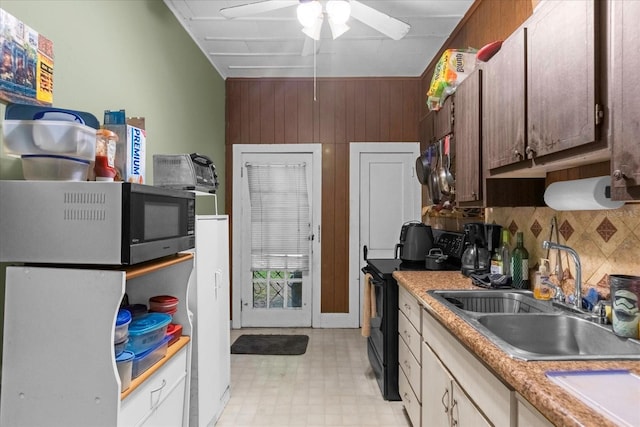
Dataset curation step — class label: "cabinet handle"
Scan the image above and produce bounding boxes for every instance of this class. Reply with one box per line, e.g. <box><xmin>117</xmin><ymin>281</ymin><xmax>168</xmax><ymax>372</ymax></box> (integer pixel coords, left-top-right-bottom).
<box><xmin>403</xmin><ymin>392</ymin><xmax>411</xmax><ymax>404</ymax></box>
<box><xmin>613</xmin><ymin>170</ymin><xmax>626</xmax><ymax>181</ymax></box>
<box><xmin>451</xmin><ymin>398</ymin><xmax>459</xmax><ymax>426</ymax></box>
<box><xmin>441</xmin><ymin>388</ymin><xmax>450</xmax><ymax>413</ymax></box>
<box><xmin>150</xmin><ymin>379</ymin><xmax>167</xmax><ymax>408</ymax></box>
<box><xmin>525</xmin><ymin>146</ymin><xmax>536</xmax><ymax>159</ymax></box>
<box><xmin>404</xmin><ymin>360</ymin><xmax>411</xmax><ymax>371</ymax></box>
<box><xmin>404</xmin><ymin>303</ymin><xmax>411</xmax><ymax>311</ymax></box>
<box><xmin>512</xmin><ymin>149</ymin><xmax>523</xmax><ymax>160</ymax></box>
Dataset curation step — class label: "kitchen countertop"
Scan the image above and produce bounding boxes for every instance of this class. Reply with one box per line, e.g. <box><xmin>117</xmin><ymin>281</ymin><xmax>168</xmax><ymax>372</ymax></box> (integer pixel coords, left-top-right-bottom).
<box><xmin>393</xmin><ymin>270</ymin><xmax>640</xmax><ymax>427</ymax></box>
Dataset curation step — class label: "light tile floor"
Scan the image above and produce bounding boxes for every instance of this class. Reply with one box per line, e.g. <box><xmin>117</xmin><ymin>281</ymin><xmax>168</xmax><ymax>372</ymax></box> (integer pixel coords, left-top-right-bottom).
<box><xmin>216</xmin><ymin>328</ymin><xmax>412</xmax><ymax>427</ymax></box>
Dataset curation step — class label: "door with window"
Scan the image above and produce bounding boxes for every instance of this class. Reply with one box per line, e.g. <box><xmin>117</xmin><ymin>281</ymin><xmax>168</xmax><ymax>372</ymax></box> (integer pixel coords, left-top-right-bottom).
<box><xmin>233</xmin><ymin>145</ymin><xmax>321</xmax><ymax>327</ymax></box>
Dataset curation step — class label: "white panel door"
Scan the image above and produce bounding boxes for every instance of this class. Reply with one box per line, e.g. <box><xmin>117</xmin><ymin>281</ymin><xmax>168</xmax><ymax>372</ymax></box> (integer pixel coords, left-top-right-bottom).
<box><xmin>349</xmin><ymin>143</ymin><xmax>421</xmax><ymax>327</ymax></box>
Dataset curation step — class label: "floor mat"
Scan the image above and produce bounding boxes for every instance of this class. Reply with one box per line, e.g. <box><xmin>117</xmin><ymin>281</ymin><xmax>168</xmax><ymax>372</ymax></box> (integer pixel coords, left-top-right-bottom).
<box><xmin>231</xmin><ymin>334</ymin><xmax>309</xmax><ymax>355</ymax></box>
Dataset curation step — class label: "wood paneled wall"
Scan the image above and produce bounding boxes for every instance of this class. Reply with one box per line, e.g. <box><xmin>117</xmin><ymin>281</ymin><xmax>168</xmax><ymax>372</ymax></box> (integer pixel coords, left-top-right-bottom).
<box><xmin>225</xmin><ymin>0</ymin><xmax>537</xmax><ymax>315</ymax></box>
<box><xmin>226</xmin><ymin>78</ymin><xmax>420</xmax><ymax>313</ymax></box>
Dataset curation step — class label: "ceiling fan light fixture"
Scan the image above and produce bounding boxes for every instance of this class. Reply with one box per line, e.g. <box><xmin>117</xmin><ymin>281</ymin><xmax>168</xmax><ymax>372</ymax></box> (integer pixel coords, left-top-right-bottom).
<box><xmin>302</xmin><ymin>14</ymin><xmax>323</xmax><ymax>40</ymax></box>
<box><xmin>328</xmin><ymin>18</ymin><xmax>349</xmax><ymax>39</ymax></box>
<box><xmin>297</xmin><ymin>1</ymin><xmax>322</xmax><ymax>28</ymax></box>
<box><xmin>326</xmin><ymin>0</ymin><xmax>351</xmax><ymax>24</ymax></box>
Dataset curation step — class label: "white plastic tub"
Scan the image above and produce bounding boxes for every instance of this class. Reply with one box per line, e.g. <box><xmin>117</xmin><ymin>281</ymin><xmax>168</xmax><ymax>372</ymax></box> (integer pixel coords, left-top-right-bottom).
<box><xmin>20</xmin><ymin>154</ymin><xmax>90</xmax><ymax>181</ymax></box>
<box><xmin>2</xmin><ymin>119</ymin><xmax>96</xmax><ymax>160</ymax></box>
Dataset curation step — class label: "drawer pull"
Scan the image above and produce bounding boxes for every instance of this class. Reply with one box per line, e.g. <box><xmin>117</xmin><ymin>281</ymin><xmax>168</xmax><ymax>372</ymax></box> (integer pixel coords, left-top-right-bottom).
<box><xmin>150</xmin><ymin>379</ymin><xmax>167</xmax><ymax>408</ymax></box>
<box><xmin>403</xmin><ymin>360</ymin><xmax>411</xmax><ymax>371</ymax></box>
<box><xmin>403</xmin><ymin>392</ymin><xmax>411</xmax><ymax>404</ymax></box>
<box><xmin>404</xmin><ymin>303</ymin><xmax>411</xmax><ymax>311</ymax></box>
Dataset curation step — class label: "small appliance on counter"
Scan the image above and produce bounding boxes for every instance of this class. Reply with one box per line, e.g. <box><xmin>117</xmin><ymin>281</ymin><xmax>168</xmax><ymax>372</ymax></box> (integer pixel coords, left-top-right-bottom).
<box><xmin>153</xmin><ymin>153</ymin><xmax>219</xmax><ymax>194</ymax></box>
<box><xmin>461</xmin><ymin>222</ymin><xmax>494</xmax><ymax>276</ymax></box>
<box><xmin>394</xmin><ymin>221</ymin><xmax>434</xmax><ymax>263</ymax></box>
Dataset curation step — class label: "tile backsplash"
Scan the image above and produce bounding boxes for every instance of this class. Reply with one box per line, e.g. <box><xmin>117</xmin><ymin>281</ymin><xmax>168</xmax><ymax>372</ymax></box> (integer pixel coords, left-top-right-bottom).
<box><xmin>486</xmin><ymin>204</ymin><xmax>640</xmax><ymax>298</ymax></box>
<box><xmin>424</xmin><ymin>203</ymin><xmax>640</xmax><ymax>297</ymax></box>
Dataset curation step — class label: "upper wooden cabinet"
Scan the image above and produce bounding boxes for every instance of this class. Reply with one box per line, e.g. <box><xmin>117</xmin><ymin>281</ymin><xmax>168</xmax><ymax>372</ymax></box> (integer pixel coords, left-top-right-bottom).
<box><xmin>483</xmin><ymin>29</ymin><xmax>526</xmax><ymax>170</ymax></box>
<box><xmin>611</xmin><ymin>0</ymin><xmax>640</xmax><ymax>200</ymax></box>
<box><xmin>484</xmin><ymin>0</ymin><xmax>601</xmax><ymax>173</ymax></box>
<box><xmin>454</xmin><ymin>69</ymin><xmax>482</xmax><ymax>204</ymax></box>
<box><xmin>526</xmin><ymin>0</ymin><xmax>598</xmax><ymax>159</ymax></box>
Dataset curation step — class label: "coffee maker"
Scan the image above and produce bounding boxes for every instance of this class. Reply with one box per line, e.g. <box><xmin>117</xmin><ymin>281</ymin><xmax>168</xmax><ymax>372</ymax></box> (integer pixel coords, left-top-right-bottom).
<box><xmin>461</xmin><ymin>223</ymin><xmax>502</xmax><ymax>276</ymax></box>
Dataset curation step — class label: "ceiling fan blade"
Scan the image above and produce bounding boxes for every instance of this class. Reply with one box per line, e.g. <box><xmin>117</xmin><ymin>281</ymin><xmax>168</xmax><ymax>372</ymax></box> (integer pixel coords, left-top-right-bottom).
<box><xmin>219</xmin><ymin>0</ymin><xmax>298</xmax><ymax>19</ymax></box>
<box><xmin>349</xmin><ymin>0</ymin><xmax>410</xmax><ymax>40</ymax></box>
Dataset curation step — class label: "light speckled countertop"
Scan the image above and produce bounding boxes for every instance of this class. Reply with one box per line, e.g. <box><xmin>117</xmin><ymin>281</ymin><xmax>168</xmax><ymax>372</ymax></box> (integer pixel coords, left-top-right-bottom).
<box><xmin>393</xmin><ymin>270</ymin><xmax>640</xmax><ymax>427</ymax></box>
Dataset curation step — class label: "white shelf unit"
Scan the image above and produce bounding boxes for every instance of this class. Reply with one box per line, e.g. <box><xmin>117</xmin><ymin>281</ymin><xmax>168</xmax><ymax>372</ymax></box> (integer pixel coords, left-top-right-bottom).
<box><xmin>0</xmin><ymin>254</ymin><xmax>194</xmax><ymax>427</ymax></box>
<box><xmin>189</xmin><ymin>215</ymin><xmax>231</xmax><ymax>427</ymax></box>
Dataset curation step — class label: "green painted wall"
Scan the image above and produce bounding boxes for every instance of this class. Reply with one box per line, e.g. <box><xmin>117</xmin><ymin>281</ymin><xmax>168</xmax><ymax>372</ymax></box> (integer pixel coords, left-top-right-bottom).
<box><xmin>0</xmin><ymin>0</ymin><xmax>225</xmax><ymax>367</ymax></box>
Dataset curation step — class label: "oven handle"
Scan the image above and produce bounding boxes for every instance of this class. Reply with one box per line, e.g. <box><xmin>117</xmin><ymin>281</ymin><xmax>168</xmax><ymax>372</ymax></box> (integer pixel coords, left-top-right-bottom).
<box><xmin>362</xmin><ymin>267</ymin><xmax>385</xmax><ymax>287</ymax></box>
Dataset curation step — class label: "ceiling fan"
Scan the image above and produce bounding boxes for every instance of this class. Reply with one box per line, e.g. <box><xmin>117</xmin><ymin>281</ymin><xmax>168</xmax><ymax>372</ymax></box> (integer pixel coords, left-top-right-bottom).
<box><xmin>219</xmin><ymin>0</ymin><xmax>411</xmax><ymax>42</ymax></box>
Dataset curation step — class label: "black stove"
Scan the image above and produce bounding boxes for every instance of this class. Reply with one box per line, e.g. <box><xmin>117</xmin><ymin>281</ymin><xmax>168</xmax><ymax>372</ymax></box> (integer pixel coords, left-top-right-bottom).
<box><xmin>361</xmin><ymin>230</ymin><xmax>465</xmax><ymax>401</ymax></box>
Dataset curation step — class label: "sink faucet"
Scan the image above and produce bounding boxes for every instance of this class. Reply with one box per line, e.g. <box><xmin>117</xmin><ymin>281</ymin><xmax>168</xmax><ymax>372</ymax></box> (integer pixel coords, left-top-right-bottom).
<box><xmin>541</xmin><ymin>241</ymin><xmax>582</xmax><ymax>311</ymax></box>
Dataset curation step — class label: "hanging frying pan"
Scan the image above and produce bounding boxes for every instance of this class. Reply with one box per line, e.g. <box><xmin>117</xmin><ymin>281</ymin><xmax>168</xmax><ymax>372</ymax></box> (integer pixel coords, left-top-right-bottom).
<box><xmin>415</xmin><ymin>147</ymin><xmax>430</xmax><ymax>184</ymax></box>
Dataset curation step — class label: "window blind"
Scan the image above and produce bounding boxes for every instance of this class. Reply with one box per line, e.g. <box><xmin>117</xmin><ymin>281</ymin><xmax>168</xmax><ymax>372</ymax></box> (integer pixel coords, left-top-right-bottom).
<box><xmin>246</xmin><ymin>162</ymin><xmax>310</xmax><ymax>271</ymax></box>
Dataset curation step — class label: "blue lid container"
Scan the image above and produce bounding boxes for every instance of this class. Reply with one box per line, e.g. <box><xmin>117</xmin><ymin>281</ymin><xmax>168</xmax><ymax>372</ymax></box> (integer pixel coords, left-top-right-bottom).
<box><xmin>126</xmin><ymin>313</ymin><xmax>172</xmax><ymax>355</ymax></box>
<box><xmin>116</xmin><ymin>309</ymin><xmax>132</xmax><ymax>326</ymax></box>
<box><xmin>116</xmin><ymin>350</ymin><xmax>135</xmax><ymax>363</ymax></box>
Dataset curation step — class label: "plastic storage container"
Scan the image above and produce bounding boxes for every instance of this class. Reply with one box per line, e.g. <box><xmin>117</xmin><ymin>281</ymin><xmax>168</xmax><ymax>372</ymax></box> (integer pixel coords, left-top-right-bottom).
<box><xmin>126</xmin><ymin>312</ymin><xmax>172</xmax><ymax>355</ymax></box>
<box><xmin>116</xmin><ymin>350</ymin><xmax>135</xmax><ymax>392</ymax></box>
<box><xmin>2</xmin><ymin>120</ymin><xmax>96</xmax><ymax>160</ymax></box>
<box><xmin>114</xmin><ymin>309</ymin><xmax>132</xmax><ymax>343</ymax></box>
<box><xmin>149</xmin><ymin>295</ymin><xmax>179</xmax><ymax>313</ymax></box>
<box><xmin>609</xmin><ymin>275</ymin><xmax>640</xmax><ymax>338</ymax></box>
<box><xmin>114</xmin><ymin>337</ymin><xmax>128</xmax><ymax>357</ymax></box>
<box><xmin>131</xmin><ymin>336</ymin><xmax>170</xmax><ymax>379</ymax></box>
<box><xmin>20</xmin><ymin>154</ymin><xmax>91</xmax><ymax>181</ymax></box>
<box><xmin>166</xmin><ymin>323</ymin><xmax>182</xmax><ymax>346</ymax></box>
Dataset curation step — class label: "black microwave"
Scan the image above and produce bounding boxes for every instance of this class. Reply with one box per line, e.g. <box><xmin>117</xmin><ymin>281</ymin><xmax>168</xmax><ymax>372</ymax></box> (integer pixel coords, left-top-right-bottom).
<box><xmin>0</xmin><ymin>181</ymin><xmax>195</xmax><ymax>265</ymax></box>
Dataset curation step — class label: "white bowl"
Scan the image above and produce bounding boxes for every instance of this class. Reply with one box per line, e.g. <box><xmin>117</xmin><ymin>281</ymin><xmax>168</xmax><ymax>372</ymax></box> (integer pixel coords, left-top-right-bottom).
<box><xmin>21</xmin><ymin>154</ymin><xmax>90</xmax><ymax>181</ymax></box>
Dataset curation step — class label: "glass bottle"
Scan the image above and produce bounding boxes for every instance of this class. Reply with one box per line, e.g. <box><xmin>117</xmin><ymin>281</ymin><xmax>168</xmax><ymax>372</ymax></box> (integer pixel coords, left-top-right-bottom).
<box><xmin>499</xmin><ymin>229</ymin><xmax>511</xmax><ymax>275</ymax></box>
<box><xmin>510</xmin><ymin>232</ymin><xmax>529</xmax><ymax>288</ymax></box>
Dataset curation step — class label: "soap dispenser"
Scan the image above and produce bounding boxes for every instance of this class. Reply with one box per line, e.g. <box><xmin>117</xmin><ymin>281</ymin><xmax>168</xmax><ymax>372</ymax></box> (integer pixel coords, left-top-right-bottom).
<box><xmin>533</xmin><ymin>259</ymin><xmax>551</xmax><ymax>300</ymax></box>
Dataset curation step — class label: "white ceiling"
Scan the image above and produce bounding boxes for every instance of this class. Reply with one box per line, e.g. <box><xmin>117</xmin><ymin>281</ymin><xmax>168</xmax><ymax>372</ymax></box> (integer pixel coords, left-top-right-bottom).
<box><xmin>163</xmin><ymin>0</ymin><xmax>475</xmax><ymax>79</ymax></box>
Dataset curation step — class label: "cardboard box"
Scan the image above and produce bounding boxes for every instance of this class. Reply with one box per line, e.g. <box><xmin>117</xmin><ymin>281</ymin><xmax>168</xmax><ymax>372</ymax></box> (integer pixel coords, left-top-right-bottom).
<box><xmin>105</xmin><ymin>124</ymin><xmax>146</xmax><ymax>183</ymax></box>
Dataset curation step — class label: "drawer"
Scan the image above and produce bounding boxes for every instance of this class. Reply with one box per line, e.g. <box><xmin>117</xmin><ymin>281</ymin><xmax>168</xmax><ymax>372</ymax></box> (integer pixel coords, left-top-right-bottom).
<box><xmin>399</xmin><ymin>286</ymin><xmax>421</xmax><ymax>332</ymax></box>
<box><xmin>399</xmin><ymin>310</ymin><xmax>421</xmax><ymax>361</ymax></box>
<box><xmin>398</xmin><ymin>336</ymin><xmax>421</xmax><ymax>402</ymax></box>
<box><xmin>120</xmin><ymin>346</ymin><xmax>188</xmax><ymax>427</ymax></box>
<box><xmin>399</xmin><ymin>368</ymin><xmax>421</xmax><ymax>427</ymax></box>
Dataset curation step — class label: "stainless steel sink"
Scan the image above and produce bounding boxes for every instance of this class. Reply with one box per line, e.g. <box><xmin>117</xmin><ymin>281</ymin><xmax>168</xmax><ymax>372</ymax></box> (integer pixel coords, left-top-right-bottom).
<box><xmin>476</xmin><ymin>314</ymin><xmax>640</xmax><ymax>361</ymax></box>
<box><xmin>427</xmin><ymin>289</ymin><xmax>640</xmax><ymax>361</ymax></box>
<box><xmin>430</xmin><ymin>289</ymin><xmax>557</xmax><ymax>314</ymax></box>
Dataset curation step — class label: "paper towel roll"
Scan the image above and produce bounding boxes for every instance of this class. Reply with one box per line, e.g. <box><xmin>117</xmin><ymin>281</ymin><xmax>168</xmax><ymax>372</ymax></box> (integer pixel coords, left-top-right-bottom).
<box><xmin>544</xmin><ymin>176</ymin><xmax>625</xmax><ymax>211</ymax></box>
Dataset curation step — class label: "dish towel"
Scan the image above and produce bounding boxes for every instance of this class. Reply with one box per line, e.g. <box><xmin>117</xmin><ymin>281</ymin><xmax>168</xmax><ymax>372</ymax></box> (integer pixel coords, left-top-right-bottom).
<box><xmin>362</xmin><ymin>273</ymin><xmax>377</xmax><ymax>337</ymax></box>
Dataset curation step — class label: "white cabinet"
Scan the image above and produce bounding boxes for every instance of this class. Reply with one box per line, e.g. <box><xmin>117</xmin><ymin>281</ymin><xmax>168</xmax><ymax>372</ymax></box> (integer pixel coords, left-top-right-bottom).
<box><xmin>398</xmin><ymin>287</ymin><xmax>422</xmax><ymax>427</ymax></box>
<box><xmin>189</xmin><ymin>215</ymin><xmax>231</xmax><ymax>427</ymax></box>
<box><xmin>422</xmin><ymin>342</ymin><xmax>490</xmax><ymax>427</ymax></box>
<box><xmin>421</xmin><ymin>307</ymin><xmax>515</xmax><ymax>427</ymax></box>
<box><xmin>516</xmin><ymin>394</ymin><xmax>553</xmax><ymax>427</ymax></box>
<box><xmin>0</xmin><ymin>254</ymin><xmax>194</xmax><ymax>427</ymax></box>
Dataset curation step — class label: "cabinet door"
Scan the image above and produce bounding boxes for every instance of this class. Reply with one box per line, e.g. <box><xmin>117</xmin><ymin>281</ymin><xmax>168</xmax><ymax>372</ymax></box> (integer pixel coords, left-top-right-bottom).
<box><xmin>421</xmin><ymin>112</ymin><xmax>435</xmax><ymax>146</ymax></box>
<box><xmin>483</xmin><ymin>29</ymin><xmax>526</xmax><ymax>170</ymax></box>
<box><xmin>434</xmin><ymin>96</ymin><xmax>453</xmax><ymax>140</ymax></box>
<box><xmin>454</xmin><ymin>69</ymin><xmax>482</xmax><ymax>204</ymax></box>
<box><xmin>527</xmin><ymin>0</ymin><xmax>597</xmax><ymax>159</ymax></box>
<box><xmin>191</xmin><ymin>216</ymin><xmax>231</xmax><ymax>427</ymax></box>
<box><xmin>451</xmin><ymin>381</ymin><xmax>491</xmax><ymax>427</ymax></box>
<box><xmin>421</xmin><ymin>342</ymin><xmax>451</xmax><ymax>426</ymax></box>
<box><xmin>611</xmin><ymin>0</ymin><xmax>640</xmax><ymax>200</ymax></box>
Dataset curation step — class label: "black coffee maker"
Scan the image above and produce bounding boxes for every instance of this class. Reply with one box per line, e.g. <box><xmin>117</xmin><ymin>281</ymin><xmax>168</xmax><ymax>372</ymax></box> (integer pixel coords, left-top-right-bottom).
<box><xmin>461</xmin><ymin>223</ymin><xmax>502</xmax><ymax>276</ymax></box>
